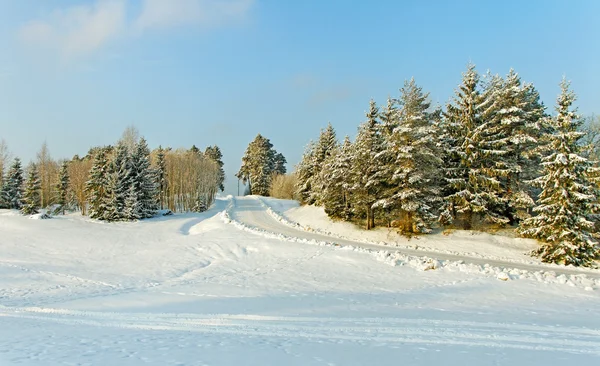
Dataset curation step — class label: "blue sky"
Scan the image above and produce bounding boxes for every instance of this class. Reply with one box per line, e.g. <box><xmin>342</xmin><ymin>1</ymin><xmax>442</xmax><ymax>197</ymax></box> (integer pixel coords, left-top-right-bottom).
<box><xmin>0</xmin><ymin>0</ymin><xmax>599</xmax><ymax>194</ymax></box>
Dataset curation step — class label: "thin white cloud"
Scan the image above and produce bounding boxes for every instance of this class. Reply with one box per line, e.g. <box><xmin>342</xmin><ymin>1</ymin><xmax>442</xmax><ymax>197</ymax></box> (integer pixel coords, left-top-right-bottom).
<box><xmin>134</xmin><ymin>0</ymin><xmax>254</xmax><ymax>32</ymax></box>
<box><xmin>19</xmin><ymin>0</ymin><xmax>126</xmax><ymax>60</ymax></box>
<box><xmin>18</xmin><ymin>0</ymin><xmax>254</xmax><ymax>62</ymax></box>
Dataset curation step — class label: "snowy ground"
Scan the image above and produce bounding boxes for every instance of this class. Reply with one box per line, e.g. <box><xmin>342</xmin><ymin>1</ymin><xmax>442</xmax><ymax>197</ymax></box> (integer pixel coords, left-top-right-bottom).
<box><xmin>1</xmin><ymin>197</ymin><xmax>600</xmax><ymax>365</ymax></box>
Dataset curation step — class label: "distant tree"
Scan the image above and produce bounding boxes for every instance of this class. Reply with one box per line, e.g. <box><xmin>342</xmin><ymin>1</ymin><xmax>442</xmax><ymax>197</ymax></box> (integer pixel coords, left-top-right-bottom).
<box><xmin>0</xmin><ymin>158</ymin><xmax>24</xmax><ymax>210</ymax></box>
<box><xmin>205</xmin><ymin>145</ymin><xmax>225</xmax><ymax>192</ymax></box>
<box><xmin>518</xmin><ymin>80</ymin><xmax>600</xmax><ymax>267</ymax></box>
<box><xmin>237</xmin><ymin>134</ymin><xmax>277</xmax><ymax>196</ymax></box>
<box><xmin>119</xmin><ymin>125</ymin><xmax>140</xmax><ymax>153</ymax></box>
<box><xmin>321</xmin><ymin>136</ymin><xmax>353</xmax><ymax>220</ymax></box>
<box><xmin>155</xmin><ymin>146</ymin><xmax>168</xmax><ymax>209</ymax></box>
<box><xmin>106</xmin><ymin>143</ymin><xmax>131</xmax><ymax>221</ymax></box>
<box><xmin>36</xmin><ymin>141</ymin><xmax>58</xmax><ymax>208</ymax></box>
<box><xmin>55</xmin><ymin>161</ymin><xmax>70</xmax><ymax>215</ymax></box>
<box><xmin>0</xmin><ymin>139</ymin><xmax>10</xmax><ymax>186</ymax></box>
<box><xmin>68</xmin><ymin>156</ymin><xmax>93</xmax><ymax>216</ymax></box>
<box><xmin>128</xmin><ymin>138</ymin><xmax>158</xmax><ymax>219</ymax></box>
<box><xmin>21</xmin><ymin>163</ymin><xmax>41</xmax><ymax>215</ymax></box>
<box><xmin>273</xmin><ymin>152</ymin><xmax>287</xmax><ymax>175</ymax></box>
<box><xmin>581</xmin><ymin>114</ymin><xmax>600</xmax><ymax>161</ymax></box>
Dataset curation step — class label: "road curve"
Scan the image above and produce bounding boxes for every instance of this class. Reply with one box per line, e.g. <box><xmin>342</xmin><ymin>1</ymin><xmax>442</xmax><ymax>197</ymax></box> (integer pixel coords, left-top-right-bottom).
<box><xmin>229</xmin><ymin>196</ymin><xmax>600</xmax><ymax>279</ymax></box>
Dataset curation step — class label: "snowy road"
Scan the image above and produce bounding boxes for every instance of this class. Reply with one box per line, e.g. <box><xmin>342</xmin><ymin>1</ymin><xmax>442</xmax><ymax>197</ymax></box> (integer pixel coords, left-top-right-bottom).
<box><xmin>230</xmin><ymin>196</ymin><xmax>600</xmax><ymax>279</ymax></box>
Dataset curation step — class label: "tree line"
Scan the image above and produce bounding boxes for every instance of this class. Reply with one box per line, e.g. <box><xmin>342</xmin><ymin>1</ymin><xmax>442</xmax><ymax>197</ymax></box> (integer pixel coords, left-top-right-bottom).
<box><xmin>293</xmin><ymin>64</ymin><xmax>599</xmax><ymax>267</ymax></box>
<box><xmin>0</xmin><ymin>127</ymin><xmax>225</xmax><ymax>221</ymax></box>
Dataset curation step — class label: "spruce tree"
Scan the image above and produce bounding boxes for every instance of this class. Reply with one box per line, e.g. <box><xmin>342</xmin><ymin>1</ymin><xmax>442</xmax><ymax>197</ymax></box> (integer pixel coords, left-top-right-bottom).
<box><xmin>205</xmin><ymin>145</ymin><xmax>225</xmax><ymax>192</ymax></box>
<box><xmin>273</xmin><ymin>152</ymin><xmax>287</xmax><ymax>175</ymax></box>
<box><xmin>106</xmin><ymin>143</ymin><xmax>131</xmax><ymax>221</ymax></box>
<box><xmin>237</xmin><ymin>134</ymin><xmax>276</xmax><ymax>196</ymax></box>
<box><xmin>378</xmin><ymin>79</ymin><xmax>443</xmax><ymax>234</ymax></box>
<box><xmin>21</xmin><ymin>163</ymin><xmax>41</xmax><ymax>215</ymax></box>
<box><xmin>129</xmin><ymin>138</ymin><xmax>157</xmax><ymax>219</ymax></box>
<box><xmin>321</xmin><ymin>136</ymin><xmax>353</xmax><ymax>220</ymax></box>
<box><xmin>295</xmin><ymin>140</ymin><xmax>317</xmax><ymax>203</ymax></box>
<box><xmin>349</xmin><ymin>100</ymin><xmax>384</xmax><ymax>229</ymax></box>
<box><xmin>441</xmin><ymin>64</ymin><xmax>508</xmax><ymax>229</ymax></box>
<box><xmin>85</xmin><ymin>148</ymin><xmax>111</xmax><ymax>220</ymax></box>
<box><xmin>55</xmin><ymin>161</ymin><xmax>70</xmax><ymax>215</ymax></box>
<box><xmin>310</xmin><ymin>123</ymin><xmax>338</xmax><ymax>205</ymax></box>
<box><xmin>518</xmin><ymin>80</ymin><xmax>600</xmax><ymax>267</ymax></box>
<box><xmin>1</xmin><ymin>158</ymin><xmax>24</xmax><ymax>210</ymax></box>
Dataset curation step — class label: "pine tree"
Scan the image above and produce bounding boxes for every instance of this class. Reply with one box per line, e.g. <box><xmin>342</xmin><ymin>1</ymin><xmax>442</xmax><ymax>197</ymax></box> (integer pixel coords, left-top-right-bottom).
<box><xmin>85</xmin><ymin>148</ymin><xmax>111</xmax><ymax>220</ymax></box>
<box><xmin>21</xmin><ymin>163</ymin><xmax>41</xmax><ymax>215</ymax></box>
<box><xmin>105</xmin><ymin>143</ymin><xmax>131</xmax><ymax>221</ymax></box>
<box><xmin>237</xmin><ymin>134</ymin><xmax>276</xmax><ymax>196</ymax></box>
<box><xmin>55</xmin><ymin>161</ymin><xmax>70</xmax><ymax>215</ymax></box>
<box><xmin>155</xmin><ymin>146</ymin><xmax>168</xmax><ymax>209</ymax></box>
<box><xmin>273</xmin><ymin>152</ymin><xmax>287</xmax><ymax>175</ymax></box>
<box><xmin>349</xmin><ymin>100</ymin><xmax>384</xmax><ymax>229</ymax></box>
<box><xmin>376</xmin><ymin>79</ymin><xmax>444</xmax><ymax>234</ymax></box>
<box><xmin>321</xmin><ymin>136</ymin><xmax>353</xmax><ymax>220</ymax></box>
<box><xmin>0</xmin><ymin>158</ymin><xmax>24</xmax><ymax>210</ymax></box>
<box><xmin>441</xmin><ymin>64</ymin><xmax>508</xmax><ymax>229</ymax></box>
<box><xmin>518</xmin><ymin>80</ymin><xmax>600</xmax><ymax>267</ymax></box>
<box><xmin>205</xmin><ymin>145</ymin><xmax>225</xmax><ymax>192</ymax></box>
<box><xmin>129</xmin><ymin>138</ymin><xmax>157</xmax><ymax>219</ymax></box>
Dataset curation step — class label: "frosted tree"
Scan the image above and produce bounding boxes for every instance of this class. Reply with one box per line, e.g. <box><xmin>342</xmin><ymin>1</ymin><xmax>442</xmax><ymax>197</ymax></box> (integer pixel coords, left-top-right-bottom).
<box><xmin>273</xmin><ymin>152</ymin><xmax>287</xmax><ymax>175</ymax></box>
<box><xmin>376</xmin><ymin>79</ymin><xmax>443</xmax><ymax>234</ymax></box>
<box><xmin>518</xmin><ymin>80</ymin><xmax>600</xmax><ymax>267</ymax></box>
<box><xmin>441</xmin><ymin>64</ymin><xmax>508</xmax><ymax>229</ymax></box>
<box><xmin>21</xmin><ymin>163</ymin><xmax>41</xmax><ymax>215</ymax></box>
<box><xmin>482</xmin><ymin>69</ymin><xmax>546</xmax><ymax>224</ymax></box>
<box><xmin>237</xmin><ymin>134</ymin><xmax>276</xmax><ymax>196</ymax></box>
<box><xmin>349</xmin><ymin>100</ymin><xmax>384</xmax><ymax>229</ymax></box>
<box><xmin>1</xmin><ymin>158</ymin><xmax>24</xmax><ymax>210</ymax></box>
<box><xmin>106</xmin><ymin>143</ymin><xmax>131</xmax><ymax>221</ymax></box>
<box><xmin>129</xmin><ymin>138</ymin><xmax>158</xmax><ymax>219</ymax></box>
<box><xmin>205</xmin><ymin>145</ymin><xmax>225</xmax><ymax>192</ymax></box>
<box><xmin>321</xmin><ymin>136</ymin><xmax>353</xmax><ymax>220</ymax></box>
<box><xmin>55</xmin><ymin>161</ymin><xmax>70</xmax><ymax>215</ymax></box>
<box><xmin>310</xmin><ymin>123</ymin><xmax>338</xmax><ymax>205</ymax></box>
<box><xmin>85</xmin><ymin>148</ymin><xmax>111</xmax><ymax>220</ymax></box>
<box><xmin>123</xmin><ymin>184</ymin><xmax>141</xmax><ymax>220</ymax></box>
<box><xmin>295</xmin><ymin>140</ymin><xmax>317</xmax><ymax>203</ymax></box>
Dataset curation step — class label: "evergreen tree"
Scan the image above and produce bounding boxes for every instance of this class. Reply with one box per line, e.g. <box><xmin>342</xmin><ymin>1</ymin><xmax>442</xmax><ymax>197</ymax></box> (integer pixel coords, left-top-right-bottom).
<box><xmin>518</xmin><ymin>80</ymin><xmax>600</xmax><ymax>267</ymax></box>
<box><xmin>321</xmin><ymin>136</ymin><xmax>353</xmax><ymax>220</ymax></box>
<box><xmin>123</xmin><ymin>184</ymin><xmax>141</xmax><ymax>220</ymax></box>
<box><xmin>441</xmin><ymin>64</ymin><xmax>508</xmax><ymax>229</ymax></box>
<box><xmin>310</xmin><ymin>123</ymin><xmax>338</xmax><ymax>205</ymax></box>
<box><xmin>106</xmin><ymin>143</ymin><xmax>131</xmax><ymax>221</ymax></box>
<box><xmin>295</xmin><ymin>140</ymin><xmax>317</xmax><ymax>203</ymax></box>
<box><xmin>0</xmin><ymin>158</ymin><xmax>24</xmax><ymax>210</ymax></box>
<box><xmin>21</xmin><ymin>163</ymin><xmax>41</xmax><ymax>215</ymax></box>
<box><xmin>237</xmin><ymin>134</ymin><xmax>276</xmax><ymax>196</ymax></box>
<box><xmin>85</xmin><ymin>148</ymin><xmax>111</xmax><ymax>220</ymax></box>
<box><xmin>155</xmin><ymin>146</ymin><xmax>168</xmax><ymax>209</ymax></box>
<box><xmin>129</xmin><ymin>138</ymin><xmax>158</xmax><ymax>219</ymax></box>
<box><xmin>376</xmin><ymin>79</ymin><xmax>443</xmax><ymax>234</ymax></box>
<box><xmin>55</xmin><ymin>161</ymin><xmax>70</xmax><ymax>215</ymax></box>
<box><xmin>349</xmin><ymin>100</ymin><xmax>384</xmax><ymax>229</ymax></box>
<box><xmin>273</xmin><ymin>152</ymin><xmax>287</xmax><ymax>175</ymax></box>
<box><xmin>205</xmin><ymin>145</ymin><xmax>225</xmax><ymax>192</ymax></box>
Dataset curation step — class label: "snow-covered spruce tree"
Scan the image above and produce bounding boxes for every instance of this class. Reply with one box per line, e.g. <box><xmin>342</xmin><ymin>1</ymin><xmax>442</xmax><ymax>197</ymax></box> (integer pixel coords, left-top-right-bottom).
<box><xmin>54</xmin><ymin>161</ymin><xmax>70</xmax><ymax>215</ymax></box>
<box><xmin>105</xmin><ymin>143</ymin><xmax>131</xmax><ymax>221</ymax></box>
<box><xmin>85</xmin><ymin>148</ymin><xmax>111</xmax><ymax>220</ymax></box>
<box><xmin>155</xmin><ymin>146</ymin><xmax>168</xmax><ymax>210</ymax></box>
<box><xmin>273</xmin><ymin>152</ymin><xmax>287</xmax><ymax>175</ymax></box>
<box><xmin>321</xmin><ymin>136</ymin><xmax>353</xmax><ymax>220</ymax></box>
<box><xmin>128</xmin><ymin>138</ymin><xmax>158</xmax><ymax>219</ymax></box>
<box><xmin>310</xmin><ymin>123</ymin><xmax>338</xmax><ymax>205</ymax></box>
<box><xmin>518</xmin><ymin>80</ymin><xmax>600</xmax><ymax>267</ymax></box>
<box><xmin>295</xmin><ymin>140</ymin><xmax>317</xmax><ymax>203</ymax></box>
<box><xmin>482</xmin><ymin>69</ymin><xmax>547</xmax><ymax>224</ymax></box>
<box><xmin>441</xmin><ymin>64</ymin><xmax>509</xmax><ymax>229</ymax></box>
<box><xmin>1</xmin><ymin>158</ymin><xmax>24</xmax><ymax>210</ymax></box>
<box><xmin>349</xmin><ymin>100</ymin><xmax>385</xmax><ymax>230</ymax></box>
<box><xmin>237</xmin><ymin>134</ymin><xmax>276</xmax><ymax>196</ymax></box>
<box><xmin>21</xmin><ymin>163</ymin><xmax>41</xmax><ymax>215</ymax></box>
<box><xmin>123</xmin><ymin>184</ymin><xmax>141</xmax><ymax>220</ymax></box>
<box><xmin>375</xmin><ymin>79</ymin><xmax>443</xmax><ymax>234</ymax></box>
<box><xmin>204</xmin><ymin>145</ymin><xmax>225</xmax><ymax>192</ymax></box>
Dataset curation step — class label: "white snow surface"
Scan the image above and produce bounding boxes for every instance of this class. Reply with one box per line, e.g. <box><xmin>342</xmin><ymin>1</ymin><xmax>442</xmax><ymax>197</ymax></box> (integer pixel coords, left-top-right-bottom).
<box><xmin>1</xmin><ymin>197</ymin><xmax>600</xmax><ymax>365</ymax></box>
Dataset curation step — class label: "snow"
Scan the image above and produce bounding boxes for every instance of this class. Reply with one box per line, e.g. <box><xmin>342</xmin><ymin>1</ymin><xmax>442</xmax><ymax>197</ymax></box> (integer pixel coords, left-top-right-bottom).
<box><xmin>1</xmin><ymin>197</ymin><xmax>600</xmax><ymax>365</ymax></box>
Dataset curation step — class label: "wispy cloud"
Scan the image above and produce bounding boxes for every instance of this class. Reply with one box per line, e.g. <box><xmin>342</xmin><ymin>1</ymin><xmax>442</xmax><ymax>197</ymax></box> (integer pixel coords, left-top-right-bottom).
<box><xmin>18</xmin><ymin>0</ymin><xmax>254</xmax><ymax>62</ymax></box>
<box><xmin>19</xmin><ymin>0</ymin><xmax>126</xmax><ymax>60</ymax></box>
<box><xmin>134</xmin><ymin>0</ymin><xmax>254</xmax><ymax>32</ymax></box>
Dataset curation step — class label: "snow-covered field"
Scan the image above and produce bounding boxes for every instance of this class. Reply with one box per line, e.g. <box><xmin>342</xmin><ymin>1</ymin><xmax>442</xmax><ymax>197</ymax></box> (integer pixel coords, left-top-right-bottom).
<box><xmin>1</xmin><ymin>197</ymin><xmax>600</xmax><ymax>365</ymax></box>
